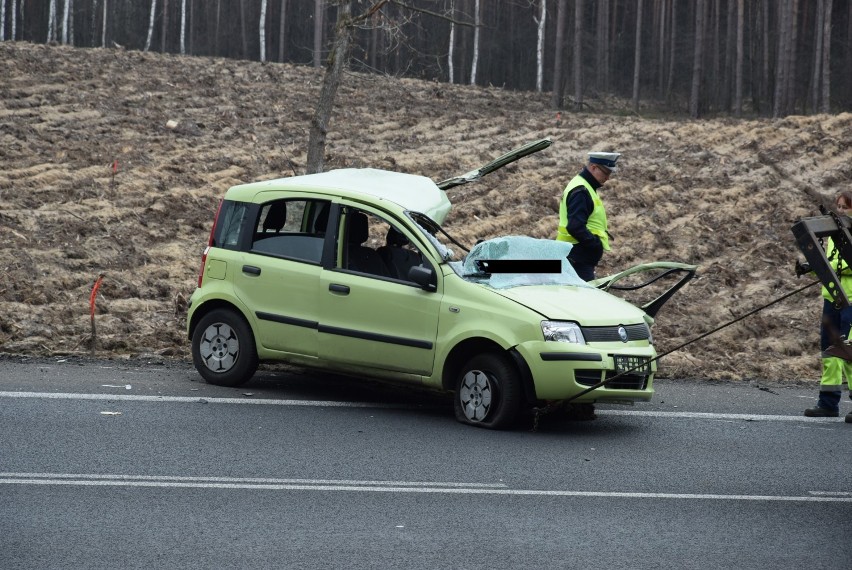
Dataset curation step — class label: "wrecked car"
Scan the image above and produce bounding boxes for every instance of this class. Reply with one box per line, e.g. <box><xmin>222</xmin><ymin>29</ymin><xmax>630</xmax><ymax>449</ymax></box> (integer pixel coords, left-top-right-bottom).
<box><xmin>187</xmin><ymin>139</ymin><xmax>696</xmax><ymax>428</ymax></box>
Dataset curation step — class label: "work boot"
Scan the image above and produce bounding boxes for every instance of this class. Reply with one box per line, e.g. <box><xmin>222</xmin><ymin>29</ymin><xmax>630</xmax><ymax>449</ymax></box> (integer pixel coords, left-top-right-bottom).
<box><xmin>804</xmin><ymin>406</ymin><xmax>839</xmax><ymax>418</ymax></box>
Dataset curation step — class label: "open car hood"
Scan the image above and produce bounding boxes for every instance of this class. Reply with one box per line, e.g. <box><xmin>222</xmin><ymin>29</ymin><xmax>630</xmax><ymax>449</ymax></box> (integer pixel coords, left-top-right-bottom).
<box><xmin>590</xmin><ymin>262</ymin><xmax>697</xmax><ymax>318</ymax></box>
<box><xmin>451</xmin><ymin>236</ymin><xmax>696</xmax><ymax>321</ymax></box>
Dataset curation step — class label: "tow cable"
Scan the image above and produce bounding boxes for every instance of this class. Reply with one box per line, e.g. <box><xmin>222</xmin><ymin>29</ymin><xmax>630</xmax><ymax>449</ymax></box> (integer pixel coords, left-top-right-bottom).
<box><xmin>531</xmin><ymin>278</ymin><xmax>822</xmax><ymax>431</ymax></box>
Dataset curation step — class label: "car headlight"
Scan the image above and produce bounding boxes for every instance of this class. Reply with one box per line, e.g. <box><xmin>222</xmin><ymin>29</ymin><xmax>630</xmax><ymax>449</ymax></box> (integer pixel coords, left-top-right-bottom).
<box><xmin>541</xmin><ymin>321</ymin><xmax>585</xmax><ymax>344</ymax></box>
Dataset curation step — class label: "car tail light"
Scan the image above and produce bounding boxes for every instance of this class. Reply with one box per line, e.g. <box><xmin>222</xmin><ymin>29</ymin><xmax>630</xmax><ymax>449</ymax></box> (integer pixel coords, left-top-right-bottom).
<box><xmin>198</xmin><ymin>200</ymin><xmax>223</xmax><ymax>287</ymax></box>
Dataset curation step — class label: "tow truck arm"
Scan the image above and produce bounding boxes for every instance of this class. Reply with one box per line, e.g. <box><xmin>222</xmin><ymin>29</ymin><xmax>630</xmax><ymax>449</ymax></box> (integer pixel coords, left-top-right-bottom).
<box><xmin>791</xmin><ymin>213</ymin><xmax>852</xmax><ymax>308</ymax></box>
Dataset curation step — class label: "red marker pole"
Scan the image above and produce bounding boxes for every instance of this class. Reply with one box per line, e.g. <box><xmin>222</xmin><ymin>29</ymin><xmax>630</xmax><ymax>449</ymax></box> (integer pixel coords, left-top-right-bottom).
<box><xmin>89</xmin><ymin>275</ymin><xmax>104</xmax><ymax>356</ymax></box>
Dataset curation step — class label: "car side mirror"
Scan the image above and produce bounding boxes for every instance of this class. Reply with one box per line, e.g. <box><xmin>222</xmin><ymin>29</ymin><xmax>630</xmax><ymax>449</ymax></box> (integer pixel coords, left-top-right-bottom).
<box><xmin>408</xmin><ymin>265</ymin><xmax>437</xmax><ymax>292</ymax></box>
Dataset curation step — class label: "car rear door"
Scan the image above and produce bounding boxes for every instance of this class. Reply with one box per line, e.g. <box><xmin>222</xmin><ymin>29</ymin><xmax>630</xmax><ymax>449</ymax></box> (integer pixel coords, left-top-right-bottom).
<box><xmin>233</xmin><ymin>197</ymin><xmax>330</xmax><ymax>358</ymax></box>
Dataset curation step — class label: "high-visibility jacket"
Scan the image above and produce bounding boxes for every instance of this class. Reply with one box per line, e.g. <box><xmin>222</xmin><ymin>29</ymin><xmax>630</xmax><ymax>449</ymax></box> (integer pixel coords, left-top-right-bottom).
<box><xmin>821</xmin><ymin>237</ymin><xmax>852</xmax><ymax>302</ymax></box>
<box><xmin>556</xmin><ymin>173</ymin><xmax>611</xmax><ymax>251</ymax></box>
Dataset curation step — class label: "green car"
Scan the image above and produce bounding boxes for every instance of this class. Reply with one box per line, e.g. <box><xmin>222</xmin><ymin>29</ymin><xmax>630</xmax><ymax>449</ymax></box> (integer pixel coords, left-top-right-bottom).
<box><xmin>187</xmin><ymin>140</ymin><xmax>695</xmax><ymax>428</ymax></box>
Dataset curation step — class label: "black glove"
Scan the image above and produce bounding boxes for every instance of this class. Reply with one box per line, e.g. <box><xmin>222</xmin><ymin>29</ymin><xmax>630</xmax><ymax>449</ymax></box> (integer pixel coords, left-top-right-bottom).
<box><xmin>795</xmin><ymin>260</ymin><xmax>811</xmax><ymax>278</ymax></box>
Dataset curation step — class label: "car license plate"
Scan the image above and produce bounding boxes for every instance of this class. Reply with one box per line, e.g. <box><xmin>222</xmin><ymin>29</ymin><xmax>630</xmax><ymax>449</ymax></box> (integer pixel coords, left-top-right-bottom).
<box><xmin>614</xmin><ymin>355</ymin><xmax>651</xmax><ymax>375</ymax></box>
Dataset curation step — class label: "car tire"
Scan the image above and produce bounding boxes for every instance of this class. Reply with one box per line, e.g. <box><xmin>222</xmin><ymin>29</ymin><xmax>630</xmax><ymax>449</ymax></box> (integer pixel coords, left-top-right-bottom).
<box><xmin>454</xmin><ymin>352</ymin><xmax>523</xmax><ymax>429</ymax></box>
<box><xmin>192</xmin><ymin>308</ymin><xmax>258</xmax><ymax>387</ymax></box>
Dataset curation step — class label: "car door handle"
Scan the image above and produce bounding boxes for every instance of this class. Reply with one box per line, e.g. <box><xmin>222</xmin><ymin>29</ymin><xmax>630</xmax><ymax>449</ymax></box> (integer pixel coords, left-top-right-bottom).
<box><xmin>242</xmin><ymin>265</ymin><xmax>261</xmax><ymax>276</ymax></box>
<box><xmin>329</xmin><ymin>284</ymin><xmax>350</xmax><ymax>295</ymax></box>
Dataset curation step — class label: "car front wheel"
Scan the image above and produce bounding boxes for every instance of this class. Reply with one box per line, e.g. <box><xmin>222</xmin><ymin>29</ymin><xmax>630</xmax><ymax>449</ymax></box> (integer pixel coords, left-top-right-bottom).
<box><xmin>454</xmin><ymin>352</ymin><xmax>523</xmax><ymax>429</ymax></box>
<box><xmin>192</xmin><ymin>308</ymin><xmax>258</xmax><ymax>387</ymax></box>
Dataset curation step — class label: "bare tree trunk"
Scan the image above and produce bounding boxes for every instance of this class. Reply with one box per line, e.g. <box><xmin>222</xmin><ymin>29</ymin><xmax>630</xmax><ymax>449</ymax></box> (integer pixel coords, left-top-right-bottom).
<box><xmin>657</xmin><ymin>0</ymin><xmax>667</xmax><ymax>96</ymax></box>
<box><xmin>307</xmin><ymin>1</ymin><xmax>353</xmax><ymax>174</ymax></box>
<box><xmin>240</xmin><ymin>0</ymin><xmax>248</xmax><ymax>59</ymax></box>
<box><xmin>61</xmin><ymin>0</ymin><xmax>70</xmax><ymax>44</ymax></box>
<box><xmin>11</xmin><ymin>0</ymin><xmax>17</xmax><ymax>41</ymax></box>
<box><xmin>313</xmin><ymin>0</ymin><xmax>324</xmax><ymax>68</ymax></box>
<box><xmin>278</xmin><ymin>0</ymin><xmax>288</xmax><ymax>63</ymax></box>
<box><xmin>470</xmin><ymin>0</ymin><xmax>480</xmax><ymax>85</ymax></box>
<box><xmin>632</xmin><ymin>0</ymin><xmax>643</xmax><ymax>114</ymax></box>
<box><xmin>260</xmin><ymin>0</ymin><xmax>268</xmax><ymax>62</ymax></box>
<box><xmin>666</xmin><ymin>0</ymin><xmax>676</xmax><ymax>103</ymax></box>
<box><xmin>573</xmin><ymin>0</ymin><xmax>583</xmax><ymax>110</ymax></box>
<box><xmin>214</xmin><ymin>0</ymin><xmax>221</xmax><ymax>55</ymax></box>
<box><xmin>820</xmin><ymin>0</ymin><xmax>832</xmax><ymax>113</ymax></box>
<box><xmin>811</xmin><ymin>0</ymin><xmax>825</xmax><ymax>114</ymax></box>
<box><xmin>47</xmin><ymin>0</ymin><xmax>57</xmax><ymax>42</ymax></box>
<box><xmin>1</xmin><ymin>0</ymin><xmax>5</xmax><ymax>42</ymax></box>
<box><xmin>596</xmin><ymin>0</ymin><xmax>610</xmax><ymax>93</ymax></box>
<box><xmin>180</xmin><ymin>0</ymin><xmax>186</xmax><ymax>55</ymax></box>
<box><xmin>102</xmin><ymin>0</ymin><xmax>108</xmax><ymax>47</ymax></box>
<box><xmin>161</xmin><ymin>0</ymin><xmax>169</xmax><ymax>52</ymax></box>
<box><xmin>773</xmin><ymin>0</ymin><xmax>792</xmax><ymax>117</ymax></box>
<box><xmin>734</xmin><ymin>0</ymin><xmax>744</xmax><ymax>117</ymax></box>
<box><xmin>786</xmin><ymin>0</ymin><xmax>800</xmax><ymax>114</ymax></box>
<box><xmin>448</xmin><ymin>0</ymin><xmax>455</xmax><ymax>84</ymax></box>
<box><xmin>550</xmin><ymin>0</ymin><xmax>566</xmax><ymax>108</ymax></box>
<box><xmin>144</xmin><ymin>0</ymin><xmax>156</xmax><ymax>52</ymax></box>
<box><xmin>535</xmin><ymin>0</ymin><xmax>546</xmax><ymax>92</ymax></box>
<box><xmin>689</xmin><ymin>0</ymin><xmax>706</xmax><ymax>118</ymax></box>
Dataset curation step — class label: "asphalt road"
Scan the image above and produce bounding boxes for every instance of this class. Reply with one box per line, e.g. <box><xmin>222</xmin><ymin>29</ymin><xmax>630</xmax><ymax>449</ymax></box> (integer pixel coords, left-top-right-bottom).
<box><xmin>1</xmin><ymin>356</ymin><xmax>851</xmax><ymax>569</ymax></box>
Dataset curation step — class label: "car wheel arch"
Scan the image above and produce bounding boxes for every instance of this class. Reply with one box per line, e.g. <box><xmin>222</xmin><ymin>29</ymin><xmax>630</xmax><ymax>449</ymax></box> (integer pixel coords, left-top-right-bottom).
<box><xmin>188</xmin><ymin>299</ymin><xmax>253</xmax><ymax>341</ymax></box>
<box><xmin>441</xmin><ymin>338</ymin><xmax>534</xmax><ymax>402</ymax></box>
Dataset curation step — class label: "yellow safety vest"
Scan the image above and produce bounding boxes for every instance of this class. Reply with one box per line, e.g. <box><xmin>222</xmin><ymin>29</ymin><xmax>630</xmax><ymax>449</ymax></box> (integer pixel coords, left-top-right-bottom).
<box><xmin>821</xmin><ymin>237</ymin><xmax>852</xmax><ymax>302</ymax></box>
<box><xmin>556</xmin><ymin>174</ymin><xmax>610</xmax><ymax>250</ymax></box>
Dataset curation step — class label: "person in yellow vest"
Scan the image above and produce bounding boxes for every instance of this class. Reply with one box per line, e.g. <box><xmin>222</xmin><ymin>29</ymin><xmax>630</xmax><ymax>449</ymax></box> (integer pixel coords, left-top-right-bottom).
<box><xmin>803</xmin><ymin>190</ymin><xmax>852</xmax><ymax>422</ymax></box>
<box><xmin>556</xmin><ymin>151</ymin><xmax>620</xmax><ymax>281</ymax></box>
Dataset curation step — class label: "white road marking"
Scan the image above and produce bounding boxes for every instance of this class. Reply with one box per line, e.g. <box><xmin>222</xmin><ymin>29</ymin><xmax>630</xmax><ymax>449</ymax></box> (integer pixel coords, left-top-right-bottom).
<box><xmin>0</xmin><ymin>473</ymin><xmax>849</xmax><ymax>503</ymax></box>
<box><xmin>0</xmin><ymin>391</ymin><xmax>844</xmax><ymax>421</ymax></box>
<box><xmin>0</xmin><ymin>391</ymin><xmax>407</xmax><ymax>408</ymax></box>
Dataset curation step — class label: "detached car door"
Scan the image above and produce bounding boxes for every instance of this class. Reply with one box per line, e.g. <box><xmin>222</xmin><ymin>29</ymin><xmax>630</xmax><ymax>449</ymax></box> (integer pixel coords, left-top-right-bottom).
<box><xmin>233</xmin><ymin>196</ymin><xmax>330</xmax><ymax>358</ymax></box>
<box><xmin>318</xmin><ymin>205</ymin><xmax>441</xmax><ymax>376</ymax></box>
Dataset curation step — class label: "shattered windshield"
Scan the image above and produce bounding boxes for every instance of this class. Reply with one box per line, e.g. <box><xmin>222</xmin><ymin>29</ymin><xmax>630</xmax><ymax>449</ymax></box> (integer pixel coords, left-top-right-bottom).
<box><xmin>452</xmin><ymin>236</ymin><xmax>590</xmax><ymax>289</ymax></box>
<box><xmin>407</xmin><ymin>212</ymin><xmax>590</xmax><ymax>289</ymax></box>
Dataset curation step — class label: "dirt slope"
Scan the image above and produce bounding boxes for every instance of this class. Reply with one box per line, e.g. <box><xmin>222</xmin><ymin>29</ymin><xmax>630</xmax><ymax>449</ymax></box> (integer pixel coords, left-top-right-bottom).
<box><xmin>2</xmin><ymin>42</ymin><xmax>852</xmax><ymax>384</ymax></box>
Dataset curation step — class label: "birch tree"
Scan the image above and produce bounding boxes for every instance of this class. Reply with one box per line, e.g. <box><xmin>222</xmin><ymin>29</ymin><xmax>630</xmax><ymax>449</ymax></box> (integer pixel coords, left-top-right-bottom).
<box><xmin>470</xmin><ymin>0</ymin><xmax>480</xmax><ymax>85</ymax></box>
<box><xmin>1</xmin><ymin>0</ymin><xmax>6</xmax><ymax>41</ymax></box>
<box><xmin>260</xmin><ymin>0</ymin><xmax>268</xmax><ymax>62</ymax></box>
<box><xmin>101</xmin><ymin>0</ymin><xmax>108</xmax><ymax>47</ymax></box>
<box><xmin>144</xmin><ymin>0</ymin><xmax>157</xmax><ymax>52</ymax></box>
<box><xmin>180</xmin><ymin>0</ymin><xmax>187</xmax><ymax>55</ymax></box>
<box><xmin>535</xmin><ymin>0</ymin><xmax>546</xmax><ymax>92</ymax></box>
<box><xmin>63</xmin><ymin>0</ymin><xmax>72</xmax><ymax>44</ymax></box>
<box><xmin>47</xmin><ymin>0</ymin><xmax>58</xmax><ymax>42</ymax></box>
<box><xmin>448</xmin><ymin>0</ymin><xmax>455</xmax><ymax>84</ymax></box>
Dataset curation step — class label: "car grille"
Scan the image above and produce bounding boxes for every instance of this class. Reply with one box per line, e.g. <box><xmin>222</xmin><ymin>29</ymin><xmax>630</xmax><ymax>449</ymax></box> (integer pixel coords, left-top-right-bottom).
<box><xmin>574</xmin><ymin>370</ymin><xmax>650</xmax><ymax>390</ymax></box>
<box><xmin>581</xmin><ymin>323</ymin><xmax>650</xmax><ymax>342</ymax></box>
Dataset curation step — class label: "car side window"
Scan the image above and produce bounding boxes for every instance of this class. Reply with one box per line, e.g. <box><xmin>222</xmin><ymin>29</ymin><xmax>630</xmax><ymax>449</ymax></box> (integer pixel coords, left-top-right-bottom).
<box><xmin>251</xmin><ymin>199</ymin><xmax>330</xmax><ymax>263</ymax></box>
<box><xmin>341</xmin><ymin>207</ymin><xmax>426</xmax><ymax>282</ymax></box>
<box><xmin>214</xmin><ymin>200</ymin><xmax>249</xmax><ymax>250</ymax></box>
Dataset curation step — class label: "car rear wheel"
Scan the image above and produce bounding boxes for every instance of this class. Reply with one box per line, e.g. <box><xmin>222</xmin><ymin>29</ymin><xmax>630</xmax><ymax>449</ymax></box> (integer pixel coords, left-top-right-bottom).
<box><xmin>454</xmin><ymin>352</ymin><xmax>523</xmax><ymax>429</ymax></box>
<box><xmin>192</xmin><ymin>308</ymin><xmax>258</xmax><ymax>387</ymax></box>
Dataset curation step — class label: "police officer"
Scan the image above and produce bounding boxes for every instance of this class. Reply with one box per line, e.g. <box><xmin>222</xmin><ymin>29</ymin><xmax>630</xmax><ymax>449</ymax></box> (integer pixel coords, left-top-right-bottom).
<box><xmin>804</xmin><ymin>190</ymin><xmax>852</xmax><ymax>422</ymax></box>
<box><xmin>556</xmin><ymin>151</ymin><xmax>620</xmax><ymax>281</ymax></box>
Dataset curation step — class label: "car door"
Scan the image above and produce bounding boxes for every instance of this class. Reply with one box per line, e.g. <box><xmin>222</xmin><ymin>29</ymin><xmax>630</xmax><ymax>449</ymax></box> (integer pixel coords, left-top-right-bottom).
<box><xmin>233</xmin><ymin>197</ymin><xmax>330</xmax><ymax>358</ymax></box>
<box><xmin>318</xmin><ymin>205</ymin><xmax>441</xmax><ymax>376</ymax></box>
